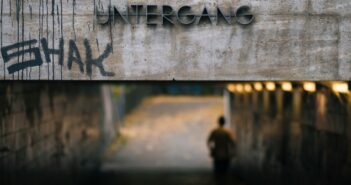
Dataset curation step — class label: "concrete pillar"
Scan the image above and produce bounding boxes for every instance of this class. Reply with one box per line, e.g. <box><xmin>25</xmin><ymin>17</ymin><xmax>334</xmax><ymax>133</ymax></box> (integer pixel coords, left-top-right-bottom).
<box><xmin>101</xmin><ymin>85</ymin><xmax>116</xmax><ymax>147</ymax></box>
<box><xmin>276</xmin><ymin>89</ymin><xmax>284</xmax><ymax>118</ymax></box>
<box><xmin>224</xmin><ymin>89</ymin><xmax>231</xmax><ymax>129</ymax></box>
<box><xmin>292</xmin><ymin>88</ymin><xmax>302</xmax><ymax>122</ymax></box>
<box><xmin>263</xmin><ymin>91</ymin><xmax>270</xmax><ymax>115</ymax></box>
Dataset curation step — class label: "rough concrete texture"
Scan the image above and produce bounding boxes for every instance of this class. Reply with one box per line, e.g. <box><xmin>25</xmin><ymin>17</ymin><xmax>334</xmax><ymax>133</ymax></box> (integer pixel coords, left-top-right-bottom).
<box><xmin>229</xmin><ymin>89</ymin><xmax>351</xmax><ymax>185</ymax></box>
<box><xmin>0</xmin><ymin>83</ymin><xmax>104</xmax><ymax>172</ymax></box>
<box><xmin>0</xmin><ymin>0</ymin><xmax>350</xmax><ymax>80</ymax></box>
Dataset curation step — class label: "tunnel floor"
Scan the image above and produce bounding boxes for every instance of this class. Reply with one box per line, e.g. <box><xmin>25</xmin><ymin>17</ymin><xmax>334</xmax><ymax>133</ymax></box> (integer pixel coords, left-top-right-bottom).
<box><xmin>100</xmin><ymin>96</ymin><xmax>245</xmax><ymax>185</ymax></box>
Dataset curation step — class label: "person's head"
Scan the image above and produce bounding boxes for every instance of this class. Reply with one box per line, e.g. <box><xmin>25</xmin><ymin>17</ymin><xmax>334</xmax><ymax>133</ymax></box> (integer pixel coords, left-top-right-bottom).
<box><xmin>218</xmin><ymin>116</ymin><xmax>225</xmax><ymax>127</ymax></box>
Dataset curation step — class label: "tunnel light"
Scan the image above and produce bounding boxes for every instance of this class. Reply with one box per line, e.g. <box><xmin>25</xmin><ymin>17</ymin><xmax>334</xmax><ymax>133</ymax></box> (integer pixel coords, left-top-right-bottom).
<box><xmin>244</xmin><ymin>84</ymin><xmax>252</xmax><ymax>93</ymax></box>
<box><xmin>332</xmin><ymin>82</ymin><xmax>349</xmax><ymax>94</ymax></box>
<box><xmin>303</xmin><ymin>82</ymin><xmax>316</xmax><ymax>92</ymax></box>
<box><xmin>282</xmin><ymin>82</ymin><xmax>293</xmax><ymax>92</ymax></box>
<box><xmin>227</xmin><ymin>84</ymin><xmax>236</xmax><ymax>93</ymax></box>
<box><xmin>236</xmin><ymin>84</ymin><xmax>244</xmax><ymax>93</ymax></box>
<box><xmin>266</xmin><ymin>82</ymin><xmax>276</xmax><ymax>91</ymax></box>
<box><xmin>254</xmin><ymin>82</ymin><xmax>263</xmax><ymax>91</ymax></box>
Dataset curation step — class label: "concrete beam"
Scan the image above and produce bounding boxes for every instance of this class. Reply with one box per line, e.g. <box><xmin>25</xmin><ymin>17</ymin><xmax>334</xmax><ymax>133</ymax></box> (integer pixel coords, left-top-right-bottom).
<box><xmin>0</xmin><ymin>0</ymin><xmax>350</xmax><ymax>80</ymax></box>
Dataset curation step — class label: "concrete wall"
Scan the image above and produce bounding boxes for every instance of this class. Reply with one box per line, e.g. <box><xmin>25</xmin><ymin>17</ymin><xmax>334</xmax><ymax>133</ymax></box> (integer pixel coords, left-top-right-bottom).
<box><xmin>0</xmin><ymin>0</ymin><xmax>350</xmax><ymax>81</ymax></box>
<box><xmin>0</xmin><ymin>83</ymin><xmax>104</xmax><ymax>174</ymax></box>
<box><xmin>228</xmin><ymin>85</ymin><xmax>351</xmax><ymax>185</ymax></box>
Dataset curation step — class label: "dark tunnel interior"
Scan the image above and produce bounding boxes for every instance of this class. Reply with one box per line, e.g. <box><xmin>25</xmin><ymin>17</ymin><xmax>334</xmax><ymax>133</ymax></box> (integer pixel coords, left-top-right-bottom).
<box><xmin>0</xmin><ymin>82</ymin><xmax>351</xmax><ymax>185</ymax></box>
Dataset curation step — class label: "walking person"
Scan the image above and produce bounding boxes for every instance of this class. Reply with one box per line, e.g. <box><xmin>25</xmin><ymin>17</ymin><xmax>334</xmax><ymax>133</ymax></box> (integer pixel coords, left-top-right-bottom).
<box><xmin>207</xmin><ymin>116</ymin><xmax>236</xmax><ymax>174</ymax></box>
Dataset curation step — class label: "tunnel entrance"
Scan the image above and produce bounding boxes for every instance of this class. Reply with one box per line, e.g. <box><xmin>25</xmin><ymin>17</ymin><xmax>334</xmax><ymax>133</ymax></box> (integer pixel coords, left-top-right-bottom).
<box><xmin>99</xmin><ymin>94</ymin><xmax>245</xmax><ymax>185</ymax></box>
<box><xmin>1</xmin><ymin>82</ymin><xmax>351</xmax><ymax>185</ymax></box>
<box><xmin>102</xmin><ymin>96</ymin><xmax>222</xmax><ymax>171</ymax></box>
<box><xmin>100</xmin><ymin>85</ymin><xmax>245</xmax><ymax>185</ymax></box>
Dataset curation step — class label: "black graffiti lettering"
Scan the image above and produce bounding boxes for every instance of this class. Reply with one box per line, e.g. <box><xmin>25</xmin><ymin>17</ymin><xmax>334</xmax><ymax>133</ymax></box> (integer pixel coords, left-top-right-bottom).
<box><xmin>84</xmin><ymin>39</ymin><xmax>114</xmax><ymax>77</ymax></box>
<box><xmin>67</xmin><ymin>40</ymin><xmax>84</xmax><ymax>73</ymax></box>
<box><xmin>1</xmin><ymin>38</ymin><xmax>114</xmax><ymax>78</ymax></box>
<box><xmin>41</xmin><ymin>38</ymin><xmax>64</xmax><ymax>65</ymax></box>
<box><xmin>1</xmin><ymin>40</ymin><xmax>43</xmax><ymax>74</ymax></box>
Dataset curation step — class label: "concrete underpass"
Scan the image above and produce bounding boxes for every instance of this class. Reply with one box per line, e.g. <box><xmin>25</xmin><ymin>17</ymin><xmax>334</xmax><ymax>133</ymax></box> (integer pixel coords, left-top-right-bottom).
<box><xmin>1</xmin><ymin>82</ymin><xmax>351</xmax><ymax>185</ymax></box>
<box><xmin>99</xmin><ymin>96</ymin><xmax>244</xmax><ymax>185</ymax></box>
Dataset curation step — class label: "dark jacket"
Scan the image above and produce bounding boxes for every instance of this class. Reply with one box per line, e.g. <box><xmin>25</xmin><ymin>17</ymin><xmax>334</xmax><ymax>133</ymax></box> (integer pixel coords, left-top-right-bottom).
<box><xmin>208</xmin><ymin>127</ymin><xmax>235</xmax><ymax>161</ymax></box>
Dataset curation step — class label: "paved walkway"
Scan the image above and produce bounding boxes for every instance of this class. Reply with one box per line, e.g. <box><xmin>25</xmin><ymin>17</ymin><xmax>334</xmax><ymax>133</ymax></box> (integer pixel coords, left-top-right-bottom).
<box><xmin>100</xmin><ymin>96</ymin><xmax>244</xmax><ymax>185</ymax></box>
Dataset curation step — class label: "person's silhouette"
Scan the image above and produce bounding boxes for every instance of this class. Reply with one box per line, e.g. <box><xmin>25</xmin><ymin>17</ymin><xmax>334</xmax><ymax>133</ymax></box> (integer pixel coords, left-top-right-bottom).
<box><xmin>207</xmin><ymin>116</ymin><xmax>235</xmax><ymax>174</ymax></box>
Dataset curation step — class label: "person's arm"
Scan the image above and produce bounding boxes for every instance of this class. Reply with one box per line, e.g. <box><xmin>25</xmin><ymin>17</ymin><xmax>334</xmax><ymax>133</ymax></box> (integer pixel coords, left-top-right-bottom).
<box><xmin>207</xmin><ymin>132</ymin><xmax>214</xmax><ymax>149</ymax></box>
<box><xmin>207</xmin><ymin>131</ymin><xmax>216</xmax><ymax>157</ymax></box>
